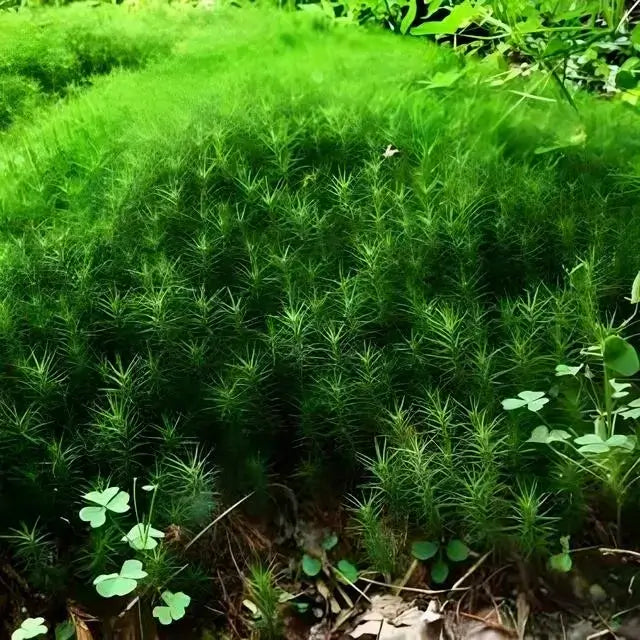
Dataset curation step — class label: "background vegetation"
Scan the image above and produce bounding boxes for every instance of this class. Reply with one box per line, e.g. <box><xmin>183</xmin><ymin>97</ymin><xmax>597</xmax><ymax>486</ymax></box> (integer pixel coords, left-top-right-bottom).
<box><xmin>2</xmin><ymin>0</ymin><xmax>640</xmax><ymax>627</ymax></box>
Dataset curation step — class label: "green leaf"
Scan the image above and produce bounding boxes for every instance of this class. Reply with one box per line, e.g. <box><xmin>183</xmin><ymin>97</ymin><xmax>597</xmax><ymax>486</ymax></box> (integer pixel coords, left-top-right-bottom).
<box><xmin>503</xmin><ymin>391</ymin><xmax>549</xmax><ymax>413</ymax></box>
<box><xmin>152</xmin><ymin>591</ymin><xmax>191</xmax><ymax>625</ymax></box>
<box><xmin>604</xmin><ymin>335</ymin><xmax>640</xmax><ymax>377</ymax></box>
<box><xmin>152</xmin><ymin>606</ymin><xmax>173</xmax><ymax>626</ymax></box>
<box><xmin>548</xmin><ymin>429</ymin><xmax>571</xmax><ymax>443</ymax></box>
<box><xmin>120</xmin><ymin>559</ymin><xmax>148</xmax><ymax>580</ymax></box>
<box><xmin>411</xmin><ymin>1</ymin><xmax>479</xmax><ymax>35</ymax></box>
<box><xmin>302</xmin><ymin>554</ymin><xmax>322</xmax><ymax>577</ymax></box>
<box><xmin>54</xmin><ymin>621</ymin><xmax>75</xmax><ymax>640</ymax></box>
<box><xmin>446</xmin><ymin>539</ymin><xmax>469</xmax><ymax>562</ymax></box>
<box><xmin>84</xmin><ymin>487</ymin><xmax>130</xmax><ymax>513</ymax></box>
<box><xmin>122</xmin><ymin>523</ymin><xmax>165</xmax><ymax>550</ymax></box>
<box><xmin>631</xmin><ymin>271</ymin><xmax>640</xmax><ymax>304</ymax></box>
<box><xmin>617</xmin><ymin>57</ymin><xmax>640</xmax><ymax>90</ymax></box>
<box><xmin>94</xmin><ymin>559</ymin><xmax>147</xmax><ymax>598</ymax></box>
<box><xmin>574</xmin><ymin>434</ymin><xmax>604</xmax><ymax>446</ymax></box>
<box><xmin>336</xmin><ymin>559</ymin><xmax>359</xmax><ymax>584</ymax></box>
<box><xmin>610</xmin><ymin>379</ymin><xmax>632</xmax><ymax>398</ymax></box>
<box><xmin>606</xmin><ymin>435</ymin><xmax>635</xmax><ymax>451</ymax></box>
<box><xmin>322</xmin><ymin>533</ymin><xmax>338</xmax><ymax>551</ymax></box>
<box><xmin>578</xmin><ymin>443</ymin><xmax>610</xmax><ymax>454</ymax></box>
<box><xmin>549</xmin><ymin>552</ymin><xmax>572</xmax><ymax>572</ymax></box>
<box><xmin>79</xmin><ymin>505</ymin><xmax>107</xmax><ymax>528</ymax></box>
<box><xmin>411</xmin><ymin>540</ymin><xmax>439</xmax><ymax>560</ymax></box>
<box><xmin>12</xmin><ymin>618</ymin><xmax>47</xmax><ymax>640</ymax></box>
<box><xmin>502</xmin><ymin>397</ymin><xmax>527</xmax><ymax>410</ymax></box>
<box><xmin>526</xmin><ymin>426</ymin><xmax>549</xmax><ymax>443</ymax></box>
<box><xmin>430</xmin><ymin>559</ymin><xmax>449</xmax><ymax>584</ymax></box>
<box><xmin>401</xmin><ymin>0</ymin><xmax>418</xmax><ymax>34</ymax></box>
<box><xmin>632</xmin><ymin>23</ymin><xmax>640</xmax><ymax>48</ymax></box>
<box><xmin>555</xmin><ymin>364</ymin><xmax>583</xmax><ymax>377</ymax></box>
<box><xmin>620</xmin><ymin>406</ymin><xmax>640</xmax><ymax>419</ymax></box>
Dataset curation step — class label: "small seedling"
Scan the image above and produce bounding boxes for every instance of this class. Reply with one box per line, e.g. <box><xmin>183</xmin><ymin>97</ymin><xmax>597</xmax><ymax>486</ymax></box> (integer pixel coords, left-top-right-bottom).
<box><xmin>549</xmin><ymin>536</ymin><xmax>572</xmax><ymax>572</ymax></box>
<box><xmin>411</xmin><ymin>539</ymin><xmax>470</xmax><ymax>584</ymax></box>
<box><xmin>122</xmin><ymin>523</ymin><xmax>165</xmax><ymax>550</ymax></box>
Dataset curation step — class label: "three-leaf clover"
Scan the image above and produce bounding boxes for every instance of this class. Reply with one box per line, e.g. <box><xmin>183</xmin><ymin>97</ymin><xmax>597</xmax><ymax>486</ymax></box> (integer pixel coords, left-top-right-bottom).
<box><xmin>502</xmin><ymin>391</ymin><xmax>549</xmax><ymax>412</ymax></box>
<box><xmin>122</xmin><ymin>523</ymin><xmax>165</xmax><ymax>550</ymax></box>
<box><xmin>79</xmin><ymin>487</ymin><xmax>130</xmax><ymax>528</ymax></box>
<box><xmin>12</xmin><ymin>618</ymin><xmax>47</xmax><ymax>640</ymax></box>
<box><xmin>152</xmin><ymin>591</ymin><xmax>191</xmax><ymax>625</ymax></box>
<box><xmin>93</xmin><ymin>559</ymin><xmax>147</xmax><ymax>598</ymax></box>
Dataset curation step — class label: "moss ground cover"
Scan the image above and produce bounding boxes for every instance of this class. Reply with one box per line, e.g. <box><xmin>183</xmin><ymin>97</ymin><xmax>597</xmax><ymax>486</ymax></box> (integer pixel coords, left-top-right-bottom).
<box><xmin>1</xmin><ymin>1</ymin><xmax>640</xmax><ymax>624</ymax></box>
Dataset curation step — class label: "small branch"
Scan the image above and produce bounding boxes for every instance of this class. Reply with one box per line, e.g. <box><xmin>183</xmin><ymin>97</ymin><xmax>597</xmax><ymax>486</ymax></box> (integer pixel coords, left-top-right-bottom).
<box><xmin>185</xmin><ymin>492</ymin><xmax>254</xmax><ymax>550</ymax></box>
<box><xmin>359</xmin><ymin>576</ymin><xmax>469</xmax><ymax>595</ymax></box>
<box><xmin>599</xmin><ymin>547</ymin><xmax>640</xmax><ymax>561</ymax></box>
<box><xmin>451</xmin><ymin>551</ymin><xmax>491</xmax><ymax>591</ymax></box>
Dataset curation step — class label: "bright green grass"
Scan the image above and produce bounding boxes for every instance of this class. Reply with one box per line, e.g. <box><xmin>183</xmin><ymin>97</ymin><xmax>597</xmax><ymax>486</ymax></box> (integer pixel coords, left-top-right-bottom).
<box><xmin>1</xmin><ymin>3</ymin><xmax>640</xmax><ymax>591</ymax></box>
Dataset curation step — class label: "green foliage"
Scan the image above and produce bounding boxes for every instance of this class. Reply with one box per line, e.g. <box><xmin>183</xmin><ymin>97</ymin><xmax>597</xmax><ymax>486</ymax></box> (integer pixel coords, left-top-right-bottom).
<box><xmin>11</xmin><ymin>618</ymin><xmax>47</xmax><ymax>640</ymax></box>
<box><xmin>301</xmin><ymin>554</ymin><xmax>322</xmax><ymax>577</ymax></box>
<box><xmin>152</xmin><ymin>590</ymin><xmax>192</xmax><ymax>625</ymax></box>
<box><xmin>1</xmin><ymin>3</ymin><xmax>640</xmax><ymax>607</ymax></box>
<box><xmin>549</xmin><ymin>535</ymin><xmax>572</xmax><ymax>572</ymax></box>
<box><xmin>410</xmin><ymin>538</ymin><xmax>469</xmax><ymax>583</ymax></box>
<box><xmin>246</xmin><ymin>565</ymin><xmax>282</xmax><ymax>640</ymax></box>
<box><xmin>93</xmin><ymin>558</ymin><xmax>148</xmax><ymax>597</ymax></box>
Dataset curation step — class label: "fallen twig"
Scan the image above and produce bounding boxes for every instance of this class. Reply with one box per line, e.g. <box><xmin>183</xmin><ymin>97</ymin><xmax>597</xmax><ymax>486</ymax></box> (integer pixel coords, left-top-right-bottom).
<box><xmin>186</xmin><ymin>492</ymin><xmax>254</xmax><ymax>550</ymax></box>
<box><xmin>600</xmin><ymin>547</ymin><xmax>640</xmax><ymax>561</ymax></box>
<box><xmin>359</xmin><ymin>576</ymin><xmax>469</xmax><ymax>595</ymax></box>
<box><xmin>459</xmin><ymin>611</ymin><xmax>517</xmax><ymax>637</ymax></box>
<box><xmin>451</xmin><ymin>551</ymin><xmax>491</xmax><ymax>591</ymax></box>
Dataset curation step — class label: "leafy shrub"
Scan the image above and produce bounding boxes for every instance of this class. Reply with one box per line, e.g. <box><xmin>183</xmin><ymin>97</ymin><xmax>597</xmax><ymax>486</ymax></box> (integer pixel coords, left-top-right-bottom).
<box><xmin>0</xmin><ymin>74</ymin><xmax>41</xmax><ymax>128</ymax></box>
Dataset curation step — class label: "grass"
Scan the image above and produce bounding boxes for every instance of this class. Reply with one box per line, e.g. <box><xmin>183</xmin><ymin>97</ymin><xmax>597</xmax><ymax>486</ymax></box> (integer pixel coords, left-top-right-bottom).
<box><xmin>1</xmin><ymin>1</ymin><xmax>640</xmax><ymax>597</ymax></box>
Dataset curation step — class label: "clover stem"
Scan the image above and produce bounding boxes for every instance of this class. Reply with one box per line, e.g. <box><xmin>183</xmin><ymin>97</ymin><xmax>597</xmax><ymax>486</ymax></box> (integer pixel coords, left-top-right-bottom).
<box><xmin>132</xmin><ymin>477</ymin><xmax>140</xmax><ymax>523</ymax></box>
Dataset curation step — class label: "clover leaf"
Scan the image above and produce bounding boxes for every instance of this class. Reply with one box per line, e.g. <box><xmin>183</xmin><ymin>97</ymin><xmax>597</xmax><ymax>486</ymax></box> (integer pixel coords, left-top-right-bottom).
<box><xmin>502</xmin><ymin>391</ymin><xmax>549</xmax><ymax>412</ymax></box>
<box><xmin>620</xmin><ymin>398</ymin><xmax>640</xmax><ymax>419</ymax></box>
<box><xmin>610</xmin><ymin>379</ymin><xmax>632</xmax><ymax>399</ymax></box>
<box><xmin>431</xmin><ymin>559</ymin><xmax>449</xmax><ymax>584</ymax></box>
<box><xmin>526</xmin><ymin>426</ymin><xmax>571</xmax><ymax>444</ymax></box>
<box><xmin>302</xmin><ymin>554</ymin><xmax>322</xmax><ymax>577</ymax></box>
<box><xmin>94</xmin><ymin>559</ymin><xmax>147</xmax><ymax>598</ymax></box>
<box><xmin>79</xmin><ymin>487</ymin><xmax>130</xmax><ymax>528</ymax></box>
<box><xmin>555</xmin><ymin>364</ymin><xmax>583</xmax><ymax>377</ymax></box>
<box><xmin>336</xmin><ymin>559</ymin><xmax>359</xmax><ymax>584</ymax></box>
<box><xmin>446</xmin><ymin>539</ymin><xmax>469</xmax><ymax>562</ymax></box>
<box><xmin>574</xmin><ymin>434</ymin><xmax>609</xmax><ymax>454</ymax></box>
<box><xmin>122</xmin><ymin>523</ymin><xmax>165</xmax><ymax>550</ymax></box>
<box><xmin>12</xmin><ymin>618</ymin><xmax>47</xmax><ymax>640</ymax></box>
<box><xmin>152</xmin><ymin>591</ymin><xmax>191</xmax><ymax>625</ymax></box>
